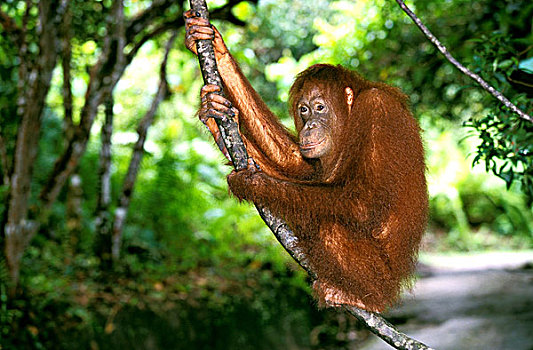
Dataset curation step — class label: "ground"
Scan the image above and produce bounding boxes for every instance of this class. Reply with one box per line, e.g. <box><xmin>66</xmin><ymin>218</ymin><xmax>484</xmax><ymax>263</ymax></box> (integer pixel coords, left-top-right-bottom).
<box><xmin>361</xmin><ymin>251</ymin><xmax>533</xmax><ymax>350</ymax></box>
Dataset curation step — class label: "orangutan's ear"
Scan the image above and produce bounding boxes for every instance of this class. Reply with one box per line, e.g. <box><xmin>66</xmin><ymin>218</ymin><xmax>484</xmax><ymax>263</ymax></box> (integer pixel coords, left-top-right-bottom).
<box><xmin>345</xmin><ymin>87</ymin><xmax>354</xmax><ymax>112</ymax></box>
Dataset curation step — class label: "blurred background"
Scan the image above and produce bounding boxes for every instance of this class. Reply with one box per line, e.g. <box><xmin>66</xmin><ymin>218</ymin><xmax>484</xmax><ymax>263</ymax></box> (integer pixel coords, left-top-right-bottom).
<box><xmin>0</xmin><ymin>0</ymin><xmax>531</xmax><ymax>349</ymax></box>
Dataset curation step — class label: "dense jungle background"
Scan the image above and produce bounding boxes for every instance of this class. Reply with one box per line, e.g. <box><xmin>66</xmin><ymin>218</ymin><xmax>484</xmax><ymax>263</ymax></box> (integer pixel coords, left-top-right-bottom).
<box><xmin>0</xmin><ymin>0</ymin><xmax>532</xmax><ymax>349</ymax></box>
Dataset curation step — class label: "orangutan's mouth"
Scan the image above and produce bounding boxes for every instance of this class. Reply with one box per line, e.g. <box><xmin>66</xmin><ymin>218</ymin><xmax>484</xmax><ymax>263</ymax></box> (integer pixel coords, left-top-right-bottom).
<box><xmin>300</xmin><ymin>138</ymin><xmax>325</xmax><ymax>150</ymax></box>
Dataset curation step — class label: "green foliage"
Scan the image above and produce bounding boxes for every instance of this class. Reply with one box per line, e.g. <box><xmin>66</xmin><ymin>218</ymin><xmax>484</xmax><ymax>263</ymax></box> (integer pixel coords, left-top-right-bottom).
<box><xmin>464</xmin><ymin>33</ymin><xmax>533</xmax><ymax>197</ymax></box>
<box><xmin>0</xmin><ymin>258</ymin><xmax>20</xmax><ymax>342</ymax></box>
<box><xmin>424</xmin><ymin>126</ymin><xmax>532</xmax><ymax>250</ymax></box>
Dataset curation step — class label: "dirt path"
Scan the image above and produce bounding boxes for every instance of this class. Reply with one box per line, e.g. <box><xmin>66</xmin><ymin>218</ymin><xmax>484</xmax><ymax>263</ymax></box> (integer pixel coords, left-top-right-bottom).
<box><xmin>361</xmin><ymin>251</ymin><xmax>533</xmax><ymax>350</ymax></box>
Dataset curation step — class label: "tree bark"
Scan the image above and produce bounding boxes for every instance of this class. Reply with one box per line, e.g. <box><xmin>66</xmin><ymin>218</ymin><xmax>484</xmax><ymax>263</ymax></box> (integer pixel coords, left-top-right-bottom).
<box><xmin>189</xmin><ymin>0</ymin><xmax>249</xmax><ymax>171</ymax></box>
<box><xmin>94</xmin><ymin>97</ymin><xmax>115</xmax><ymax>267</ymax></box>
<box><xmin>60</xmin><ymin>1</ymin><xmax>74</xmax><ymax>141</ymax></box>
<box><xmin>4</xmin><ymin>0</ymin><xmax>62</xmax><ymax>293</ymax></box>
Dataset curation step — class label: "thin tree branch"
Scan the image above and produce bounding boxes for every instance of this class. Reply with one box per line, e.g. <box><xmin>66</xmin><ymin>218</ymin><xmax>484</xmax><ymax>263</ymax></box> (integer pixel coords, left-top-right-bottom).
<box><xmin>126</xmin><ymin>18</ymin><xmax>183</xmax><ymax>62</ymax></box>
<box><xmin>60</xmin><ymin>1</ymin><xmax>74</xmax><ymax>140</ymax></box>
<box><xmin>344</xmin><ymin>306</ymin><xmax>433</xmax><ymax>350</ymax></box>
<box><xmin>125</xmin><ymin>0</ymin><xmax>174</xmax><ymax>42</ymax></box>
<box><xmin>189</xmin><ymin>1</ymin><xmax>433</xmax><ymax>349</ymax></box>
<box><xmin>256</xmin><ymin>206</ymin><xmax>316</xmax><ymax>276</ymax></box>
<box><xmin>97</xmin><ymin>97</ymin><xmax>114</xmax><ymax>221</ymax></box>
<box><xmin>94</xmin><ymin>96</ymin><xmax>114</xmax><ymax>266</ymax></box>
<box><xmin>395</xmin><ymin>0</ymin><xmax>532</xmax><ymax>124</ymax></box>
<box><xmin>112</xmin><ymin>31</ymin><xmax>177</xmax><ymax>261</ymax></box>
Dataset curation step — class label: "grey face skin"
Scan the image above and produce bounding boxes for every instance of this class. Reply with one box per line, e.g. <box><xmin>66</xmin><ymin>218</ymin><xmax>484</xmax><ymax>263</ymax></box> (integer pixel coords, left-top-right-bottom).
<box><xmin>297</xmin><ymin>87</ymin><xmax>334</xmax><ymax>159</ymax></box>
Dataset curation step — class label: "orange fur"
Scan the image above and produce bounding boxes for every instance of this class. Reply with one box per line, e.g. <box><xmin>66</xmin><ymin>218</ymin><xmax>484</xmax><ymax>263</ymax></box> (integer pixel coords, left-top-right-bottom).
<box><xmin>225</xmin><ymin>64</ymin><xmax>428</xmax><ymax>312</ymax></box>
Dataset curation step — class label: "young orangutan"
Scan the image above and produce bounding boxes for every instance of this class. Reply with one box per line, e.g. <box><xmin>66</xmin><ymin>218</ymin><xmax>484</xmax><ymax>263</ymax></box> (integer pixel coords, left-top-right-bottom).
<box><xmin>184</xmin><ymin>11</ymin><xmax>428</xmax><ymax>312</ymax></box>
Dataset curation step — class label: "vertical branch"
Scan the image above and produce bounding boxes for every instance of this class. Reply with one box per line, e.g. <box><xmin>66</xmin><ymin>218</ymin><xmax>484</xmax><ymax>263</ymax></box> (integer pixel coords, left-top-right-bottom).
<box><xmin>189</xmin><ymin>0</ymin><xmax>249</xmax><ymax>171</ymax></box>
<box><xmin>4</xmin><ymin>0</ymin><xmax>62</xmax><ymax>292</ymax></box>
<box><xmin>16</xmin><ymin>0</ymin><xmax>32</xmax><ymax>117</ymax></box>
<box><xmin>94</xmin><ymin>97</ymin><xmax>114</xmax><ymax>266</ymax></box>
<box><xmin>395</xmin><ymin>0</ymin><xmax>532</xmax><ymax>124</ymax></box>
<box><xmin>111</xmin><ymin>32</ymin><xmax>177</xmax><ymax>261</ymax></box>
<box><xmin>98</xmin><ymin>98</ymin><xmax>114</xmax><ymax>220</ymax></box>
<box><xmin>60</xmin><ymin>1</ymin><xmax>74</xmax><ymax>140</ymax></box>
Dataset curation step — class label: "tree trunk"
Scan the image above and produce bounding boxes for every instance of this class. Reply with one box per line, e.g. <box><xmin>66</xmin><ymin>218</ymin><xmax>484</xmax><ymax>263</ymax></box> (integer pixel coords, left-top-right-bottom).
<box><xmin>4</xmin><ymin>0</ymin><xmax>61</xmax><ymax>293</ymax></box>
